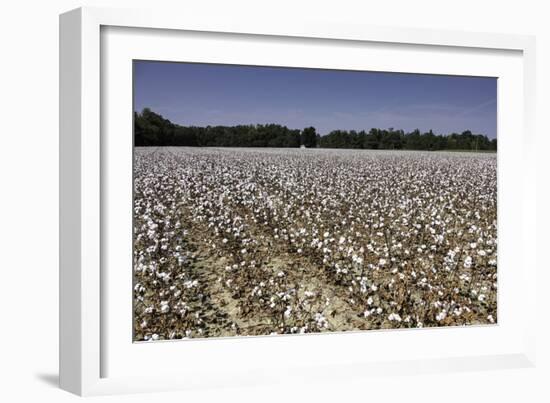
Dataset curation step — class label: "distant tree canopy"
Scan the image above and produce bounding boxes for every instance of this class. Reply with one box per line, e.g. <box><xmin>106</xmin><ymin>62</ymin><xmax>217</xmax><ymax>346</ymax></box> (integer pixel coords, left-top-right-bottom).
<box><xmin>300</xmin><ymin>126</ymin><xmax>318</xmax><ymax>148</ymax></box>
<box><xmin>318</xmin><ymin>128</ymin><xmax>497</xmax><ymax>151</ymax></box>
<box><xmin>134</xmin><ymin>108</ymin><xmax>497</xmax><ymax>151</ymax></box>
<box><xmin>135</xmin><ymin>108</ymin><xmax>300</xmax><ymax>148</ymax></box>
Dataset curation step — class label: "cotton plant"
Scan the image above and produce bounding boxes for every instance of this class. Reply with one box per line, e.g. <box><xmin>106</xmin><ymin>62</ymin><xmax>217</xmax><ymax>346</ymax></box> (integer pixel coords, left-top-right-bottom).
<box><xmin>133</xmin><ymin>148</ymin><xmax>497</xmax><ymax>340</ymax></box>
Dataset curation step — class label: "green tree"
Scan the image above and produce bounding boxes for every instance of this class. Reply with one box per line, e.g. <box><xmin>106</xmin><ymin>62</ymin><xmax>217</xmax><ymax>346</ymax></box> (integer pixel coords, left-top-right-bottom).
<box><xmin>301</xmin><ymin>126</ymin><xmax>318</xmax><ymax>148</ymax></box>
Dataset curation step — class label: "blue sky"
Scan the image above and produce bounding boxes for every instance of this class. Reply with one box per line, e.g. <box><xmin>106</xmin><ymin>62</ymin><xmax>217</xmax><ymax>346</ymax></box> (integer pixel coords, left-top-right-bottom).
<box><xmin>134</xmin><ymin>61</ymin><xmax>497</xmax><ymax>139</ymax></box>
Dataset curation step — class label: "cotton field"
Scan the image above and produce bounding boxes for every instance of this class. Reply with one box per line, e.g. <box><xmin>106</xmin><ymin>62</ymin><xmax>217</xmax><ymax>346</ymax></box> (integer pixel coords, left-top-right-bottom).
<box><xmin>133</xmin><ymin>147</ymin><xmax>497</xmax><ymax>341</ymax></box>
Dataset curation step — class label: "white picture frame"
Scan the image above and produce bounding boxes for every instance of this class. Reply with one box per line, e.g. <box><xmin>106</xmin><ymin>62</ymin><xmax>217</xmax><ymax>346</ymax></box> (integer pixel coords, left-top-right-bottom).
<box><xmin>59</xmin><ymin>6</ymin><xmax>537</xmax><ymax>396</ymax></box>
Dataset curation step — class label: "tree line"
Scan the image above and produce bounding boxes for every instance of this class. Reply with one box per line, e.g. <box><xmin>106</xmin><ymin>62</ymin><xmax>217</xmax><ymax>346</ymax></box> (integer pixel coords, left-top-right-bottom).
<box><xmin>135</xmin><ymin>108</ymin><xmax>497</xmax><ymax>151</ymax></box>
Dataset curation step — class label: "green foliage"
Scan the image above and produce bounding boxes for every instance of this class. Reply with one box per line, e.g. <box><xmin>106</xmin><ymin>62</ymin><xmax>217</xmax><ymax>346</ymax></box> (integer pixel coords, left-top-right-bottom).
<box><xmin>320</xmin><ymin>127</ymin><xmax>496</xmax><ymax>151</ymax></box>
<box><xmin>135</xmin><ymin>109</ymin><xmax>301</xmax><ymax>148</ymax></box>
<box><xmin>134</xmin><ymin>108</ymin><xmax>497</xmax><ymax>151</ymax></box>
<box><xmin>300</xmin><ymin>126</ymin><xmax>317</xmax><ymax>148</ymax></box>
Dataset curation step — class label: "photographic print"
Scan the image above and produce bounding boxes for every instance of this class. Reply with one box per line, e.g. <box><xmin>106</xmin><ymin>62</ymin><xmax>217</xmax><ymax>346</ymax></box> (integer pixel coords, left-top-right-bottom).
<box><xmin>133</xmin><ymin>61</ymin><xmax>497</xmax><ymax>342</ymax></box>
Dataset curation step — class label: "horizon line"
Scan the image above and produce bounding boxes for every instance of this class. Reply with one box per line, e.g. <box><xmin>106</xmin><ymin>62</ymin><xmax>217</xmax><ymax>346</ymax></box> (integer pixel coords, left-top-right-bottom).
<box><xmin>134</xmin><ymin>107</ymin><xmax>495</xmax><ymax>139</ymax></box>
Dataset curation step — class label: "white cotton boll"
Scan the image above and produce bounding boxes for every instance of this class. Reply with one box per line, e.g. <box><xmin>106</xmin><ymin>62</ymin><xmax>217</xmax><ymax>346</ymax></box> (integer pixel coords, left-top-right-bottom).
<box><xmin>314</xmin><ymin>313</ymin><xmax>329</xmax><ymax>328</ymax></box>
<box><xmin>134</xmin><ymin>283</ymin><xmax>145</xmax><ymax>293</ymax></box>
<box><xmin>160</xmin><ymin>301</ymin><xmax>170</xmax><ymax>313</ymax></box>
<box><xmin>284</xmin><ymin>306</ymin><xmax>292</xmax><ymax>318</ymax></box>
<box><xmin>463</xmin><ymin>256</ymin><xmax>473</xmax><ymax>269</ymax></box>
<box><xmin>388</xmin><ymin>313</ymin><xmax>402</xmax><ymax>322</ymax></box>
